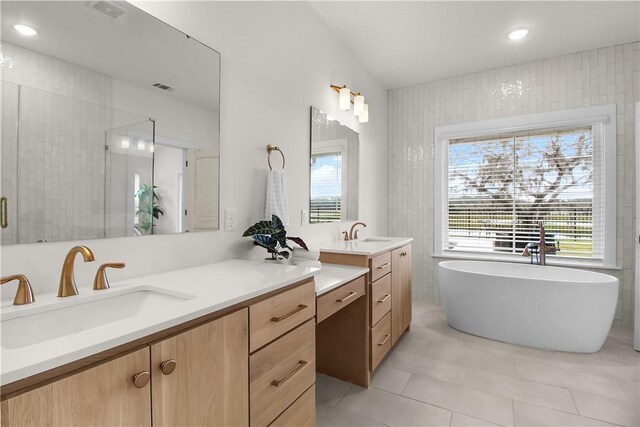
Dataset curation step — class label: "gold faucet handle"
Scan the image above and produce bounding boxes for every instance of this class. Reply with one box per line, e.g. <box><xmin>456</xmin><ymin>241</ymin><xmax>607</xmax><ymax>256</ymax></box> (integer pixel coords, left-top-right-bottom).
<box><xmin>93</xmin><ymin>263</ymin><xmax>125</xmax><ymax>291</ymax></box>
<box><xmin>342</xmin><ymin>231</ymin><xmax>349</xmax><ymax>241</ymax></box>
<box><xmin>1</xmin><ymin>274</ymin><xmax>35</xmax><ymax>305</ymax></box>
<box><xmin>354</xmin><ymin>229</ymin><xmax>361</xmax><ymax>240</ymax></box>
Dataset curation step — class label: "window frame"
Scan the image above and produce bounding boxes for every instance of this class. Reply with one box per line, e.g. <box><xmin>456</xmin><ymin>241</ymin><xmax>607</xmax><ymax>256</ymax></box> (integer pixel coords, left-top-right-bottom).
<box><xmin>434</xmin><ymin>105</ymin><xmax>617</xmax><ymax>268</ymax></box>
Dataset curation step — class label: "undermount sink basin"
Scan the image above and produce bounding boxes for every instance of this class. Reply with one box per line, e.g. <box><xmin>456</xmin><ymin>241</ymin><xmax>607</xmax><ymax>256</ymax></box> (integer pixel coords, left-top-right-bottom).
<box><xmin>1</xmin><ymin>287</ymin><xmax>194</xmax><ymax>349</ymax></box>
<box><xmin>356</xmin><ymin>237</ymin><xmax>393</xmax><ymax>243</ymax></box>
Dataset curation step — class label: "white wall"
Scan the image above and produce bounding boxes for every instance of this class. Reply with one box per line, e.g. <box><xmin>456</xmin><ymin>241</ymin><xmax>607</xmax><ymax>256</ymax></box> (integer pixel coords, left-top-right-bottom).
<box><xmin>388</xmin><ymin>42</ymin><xmax>639</xmax><ymax>328</ymax></box>
<box><xmin>0</xmin><ymin>1</ymin><xmax>388</xmax><ymax>301</ymax></box>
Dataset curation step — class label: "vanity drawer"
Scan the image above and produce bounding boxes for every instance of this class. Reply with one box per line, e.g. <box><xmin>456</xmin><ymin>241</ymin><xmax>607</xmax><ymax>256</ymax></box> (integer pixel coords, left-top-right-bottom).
<box><xmin>250</xmin><ymin>279</ymin><xmax>315</xmax><ymax>352</ymax></box>
<box><xmin>371</xmin><ymin>311</ymin><xmax>392</xmax><ymax>370</ymax></box>
<box><xmin>269</xmin><ymin>384</ymin><xmax>315</xmax><ymax>427</ymax></box>
<box><xmin>250</xmin><ymin>320</ymin><xmax>315</xmax><ymax>427</ymax></box>
<box><xmin>370</xmin><ymin>252</ymin><xmax>392</xmax><ymax>282</ymax></box>
<box><xmin>370</xmin><ymin>273</ymin><xmax>391</xmax><ymax>326</ymax></box>
<box><xmin>316</xmin><ymin>275</ymin><xmax>366</xmax><ymax>323</ymax></box>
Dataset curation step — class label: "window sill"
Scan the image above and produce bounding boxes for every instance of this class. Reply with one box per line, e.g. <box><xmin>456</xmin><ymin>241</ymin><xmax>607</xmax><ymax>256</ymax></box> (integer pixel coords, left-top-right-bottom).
<box><xmin>432</xmin><ymin>252</ymin><xmax>622</xmax><ymax>271</ymax></box>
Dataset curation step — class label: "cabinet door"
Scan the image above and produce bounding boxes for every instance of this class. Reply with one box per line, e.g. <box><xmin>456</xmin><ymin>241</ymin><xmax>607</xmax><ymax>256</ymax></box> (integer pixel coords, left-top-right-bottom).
<box><xmin>151</xmin><ymin>308</ymin><xmax>248</xmax><ymax>426</ymax></box>
<box><xmin>391</xmin><ymin>245</ymin><xmax>412</xmax><ymax>345</ymax></box>
<box><xmin>1</xmin><ymin>348</ymin><xmax>151</xmax><ymax>427</ymax></box>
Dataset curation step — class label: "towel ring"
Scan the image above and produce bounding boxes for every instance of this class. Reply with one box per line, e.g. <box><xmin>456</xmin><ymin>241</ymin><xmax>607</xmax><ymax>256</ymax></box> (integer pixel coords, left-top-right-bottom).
<box><xmin>267</xmin><ymin>145</ymin><xmax>285</xmax><ymax>170</ymax></box>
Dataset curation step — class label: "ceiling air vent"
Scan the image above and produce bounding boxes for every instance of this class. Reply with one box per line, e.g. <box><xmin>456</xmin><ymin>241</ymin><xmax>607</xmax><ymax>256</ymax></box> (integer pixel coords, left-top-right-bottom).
<box><xmin>91</xmin><ymin>1</ymin><xmax>126</xmax><ymax>19</ymax></box>
<box><xmin>153</xmin><ymin>83</ymin><xmax>174</xmax><ymax>92</ymax></box>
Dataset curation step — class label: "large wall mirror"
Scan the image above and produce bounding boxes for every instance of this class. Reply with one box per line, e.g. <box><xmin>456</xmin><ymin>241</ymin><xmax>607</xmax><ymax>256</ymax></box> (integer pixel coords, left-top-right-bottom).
<box><xmin>310</xmin><ymin>106</ymin><xmax>359</xmax><ymax>223</ymax></box>
<box><xmin>0</xmin><ymin>1</ymin><xmax>220</xmax><ymax>245</ymax></box>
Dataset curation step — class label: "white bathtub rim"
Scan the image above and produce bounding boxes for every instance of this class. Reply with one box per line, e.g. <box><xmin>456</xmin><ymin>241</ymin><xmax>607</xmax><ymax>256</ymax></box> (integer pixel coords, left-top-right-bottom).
<box><xmin>439</xmin><ymin>260</ymin><xmax>618</xmax><ymax>285</ymax></box>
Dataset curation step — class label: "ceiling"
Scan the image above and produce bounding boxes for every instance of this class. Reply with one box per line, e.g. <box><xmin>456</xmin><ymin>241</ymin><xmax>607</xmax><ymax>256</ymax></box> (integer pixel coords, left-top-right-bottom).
<box><xmin>310</xmin><ymin>1</ymin><xmax>640</xmax><ymax>89</ymax></box>
<box><xmin>1</xmin><ymin>1</ymin><xmax>219</xmax><ymax>110</ymax></box>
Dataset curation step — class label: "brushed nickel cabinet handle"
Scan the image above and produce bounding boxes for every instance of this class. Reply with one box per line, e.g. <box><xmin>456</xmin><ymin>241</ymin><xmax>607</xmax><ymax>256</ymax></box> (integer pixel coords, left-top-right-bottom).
<box><xmin>336</xmin><ymin>291</ymin><xmax>357</xmax><ymax>303</ymax></box>
<box><xmin>160</xmin><ymin>359</ymin><xmax>177</xmax><ymax>375</ymax></box>
<box><xmin>271</xmin><ymin>304</ymin><xmax>307</xmax><ymax>322</ymax></box>
<box><xmin>0</xmin><ymin>197</ymin><xmax>7</xmax><ymax>229</ymax></box>
<box><xmin>132</xmin><ymin>371</ymin><xmax>150</xmax><ymax>388</ymax></box>
<box><xmin>377</xmin><ymin>294</ymin><xmax>390</xmax><ymax>303</ymax></box>
<box><xmin>376</xmin><ymin>262</ymin><xmax>390</xmax><ymax>270</ymax></box>
<box><xmin>271</xmin><ymin>360</ymin><xmax>308</xmax><ymax>387</ymax></box>
<box><xmin>378</xmin><ymin>334</ymin><xmax>391</xmax><ymax>346</ymax></box>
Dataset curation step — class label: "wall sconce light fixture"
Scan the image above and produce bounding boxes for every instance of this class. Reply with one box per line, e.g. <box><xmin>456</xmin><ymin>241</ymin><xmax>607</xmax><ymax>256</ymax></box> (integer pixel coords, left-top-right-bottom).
<box><xmin>330</xmin><ymin>84</ymin><xmax>369</xmax><ymax>123</ymax></box>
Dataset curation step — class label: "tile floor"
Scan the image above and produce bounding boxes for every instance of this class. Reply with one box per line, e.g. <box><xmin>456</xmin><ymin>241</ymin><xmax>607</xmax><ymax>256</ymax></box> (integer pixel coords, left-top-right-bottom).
<box><xmin>316</xmin><ymin>303</ymin><xmax>640</xmax><ymax>427</ymax></box>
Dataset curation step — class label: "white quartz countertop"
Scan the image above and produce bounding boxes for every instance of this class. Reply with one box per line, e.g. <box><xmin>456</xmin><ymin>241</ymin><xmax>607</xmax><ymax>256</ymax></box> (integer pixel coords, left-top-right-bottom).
<box><xmin>317</xmin><ymin>237</ymin><xmax>413</xmax><ymax>256</ymax></box>
<box><xmin>1</xmin><ymin>259</ymin><xmax>319</xmax><ymax>386</ymax></box>
<box><xmin>314</xmin><ymin>264</ymin><xmax>369</xmax><ymax>296</ymax></box>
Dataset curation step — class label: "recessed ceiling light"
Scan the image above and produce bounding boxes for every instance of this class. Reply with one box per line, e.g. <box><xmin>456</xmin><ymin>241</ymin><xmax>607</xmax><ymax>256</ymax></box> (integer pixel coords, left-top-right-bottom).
<box><xmin>508</xmin><ymin>28</ymin><xmax>529</xmax><ymax>40</ymax></box>
<box><xmin>14</xmin><ymin>24</ymin><xmax>37</xmax><ymax>36</ymax></box>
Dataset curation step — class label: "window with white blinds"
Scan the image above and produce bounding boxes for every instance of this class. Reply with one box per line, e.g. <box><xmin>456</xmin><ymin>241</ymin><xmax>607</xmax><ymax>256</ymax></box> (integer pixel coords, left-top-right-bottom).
<box><xmin>435</xmin><ymin>106</ymin><xmax>617</xmax><ymax>266</ymax></box>
<box><xmin>310</xmin><ymin>151</ymin><xmax>342</xmax><ymax>222</ymax></box>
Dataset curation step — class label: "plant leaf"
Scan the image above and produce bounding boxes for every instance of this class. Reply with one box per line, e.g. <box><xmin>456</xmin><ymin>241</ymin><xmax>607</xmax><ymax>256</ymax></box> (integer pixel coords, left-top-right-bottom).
<box><xmin>271</xmin><ymin>215</ymin><xmax>287</xmax><ymax>247</ymax></box>
<box><xmin>279</xmin><ymin>250</ymin><xmax>290</xmax><ymax>259</ymax></box>
<box><xmin>252</xmin><ymin>234</ymin><xmax>278</xmax><ymax>248</ymax></box>
<box><xmin>242</xmin><ymin>220</ymin><xmax>279</xmax><ymax>237</ymax></box>
<box><xmin>287</xmin><ymin>237</ymin><xmax>308</xmax><ymax>251</ymax></box>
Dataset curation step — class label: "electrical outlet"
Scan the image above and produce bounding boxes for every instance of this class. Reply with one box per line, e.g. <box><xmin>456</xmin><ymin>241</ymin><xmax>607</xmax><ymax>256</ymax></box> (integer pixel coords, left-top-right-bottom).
<box><xmin>225</xmin><ymin>208</ymin><xmax>237</xmax><ymax>231</ymax></box>
<box><xmin>301</xmin><ymin>209</ymin><xmax>309</xmax><ymax>225</ymax></box>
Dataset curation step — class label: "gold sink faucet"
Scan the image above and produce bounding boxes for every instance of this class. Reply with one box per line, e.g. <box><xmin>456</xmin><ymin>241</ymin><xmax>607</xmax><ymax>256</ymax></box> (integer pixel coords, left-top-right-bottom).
<box><xmin>347</xmin><ymin>222</ymin><xmax>367</xmax><ymax>241</ymax></box>
<box><xmin>58</xmin><ymin>246</ymin><xmax>95</xmax><ymax>297</ymax></box>
<box><xmin>94</xmin><ymin>263</ymin><xmax>125</xmax><ymax>291</ymax></box>
<box><xmin>1</xmin><ymin>274</ymin><xmax>35</xmax><ymax>305</ymax></box>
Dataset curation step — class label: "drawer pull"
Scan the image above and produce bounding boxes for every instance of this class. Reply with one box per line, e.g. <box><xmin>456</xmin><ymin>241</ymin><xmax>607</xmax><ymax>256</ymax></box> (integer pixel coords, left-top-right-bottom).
<box><xmin>132</xmin><ymin>371</ymin><xmax>150</xmax><ymax>388</ymax></box>
<box><xmin>376</xmin><ymin>262</ymin><xmax>390</xmax><ymax>270</ymax></box>
<box><xmin>377</xmin><ymin>334</ymin><xmax>391</xmax><ymax>346</ymax></box>
<box><xmin>271</xmin><ymin>304</ymin><xmax>307</xmax><ymax>322</ymax></box>
<box><xmin>336</xmin><ymin>291</ymin><xmax>357</xmax><ymax>303</ymax></box>
<box><xmin>377</xmin><ymin>294</ymin><xmax>390</xmax><ymax>303</ymax></box>
<box><xmin>400</xmin><ymin>251</ymin><xmax>408</xmax><ymax>256</ymax></box>
<box><xmin>271</xmin><ymin>360</ymin><xmax>308</xmax><ymax>387</ymax></box>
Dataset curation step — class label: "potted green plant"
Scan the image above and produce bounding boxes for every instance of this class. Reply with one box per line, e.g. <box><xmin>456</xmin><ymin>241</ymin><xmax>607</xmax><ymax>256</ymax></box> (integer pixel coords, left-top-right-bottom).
<box><xmin>243</xmin><ymin>215</ymin><xmax>308</xmax><ymax>261</ymax></box>
<box><xmin>135</xmin><ymin>184</ymin><xmax>164</xmax><ymax>235</ymax></box>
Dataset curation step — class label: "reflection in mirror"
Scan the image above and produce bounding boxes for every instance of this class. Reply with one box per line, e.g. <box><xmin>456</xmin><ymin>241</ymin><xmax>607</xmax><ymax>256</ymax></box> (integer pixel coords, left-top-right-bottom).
<box><xmin>0</xmin><ymin>1</ymin><xmax>220</xmax><ymax>245</ymax></box>
<box><xmin>310</xmin><ymin>107</ymin><xmax>359</xmax><ymax>223</ymax></box>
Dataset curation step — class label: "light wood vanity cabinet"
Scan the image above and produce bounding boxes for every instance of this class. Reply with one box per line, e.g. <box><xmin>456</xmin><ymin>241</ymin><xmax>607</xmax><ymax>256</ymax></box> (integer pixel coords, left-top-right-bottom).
<box><xmin>391</xmin><ymin>245</ymin><xmax>412</xmax><ymax>346</ymax></box>
<box><xmin>1</xmin><ymin>279</ymin><xmax>316</xmax><ymax>427</ymax></box>
<box><xmin>320</xmin><ymin>242</ymin><xmax>412</xmax><ymax>374</ymax></box>
<box><xmin>1</xmin><ymin>348</ymin><xmax>152</xmax><ymax>427</ymax></box>
<box><xmin>151</xmin><ymin>308</ymin><xmax>249</xmax><ymax>426</ymax></box>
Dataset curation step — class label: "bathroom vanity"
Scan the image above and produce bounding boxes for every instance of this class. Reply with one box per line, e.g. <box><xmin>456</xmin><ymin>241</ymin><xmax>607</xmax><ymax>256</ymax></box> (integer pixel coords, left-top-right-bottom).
<box><xmin>317</xmin><ymin>237</ymin><xmax>413</xmax><ymax>387</ymax></box>
<box><xmin>0</xmin><ymin>261</ymin><xmax>317</xmax><ymax>427</ymax></box>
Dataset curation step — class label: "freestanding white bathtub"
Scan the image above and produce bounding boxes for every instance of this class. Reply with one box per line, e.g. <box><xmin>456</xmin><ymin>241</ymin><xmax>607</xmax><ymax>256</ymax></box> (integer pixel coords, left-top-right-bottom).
<box><xmin>438</xmin><ymin>260</ymin><xmax>619</xmax><ymax>353</ymax></box>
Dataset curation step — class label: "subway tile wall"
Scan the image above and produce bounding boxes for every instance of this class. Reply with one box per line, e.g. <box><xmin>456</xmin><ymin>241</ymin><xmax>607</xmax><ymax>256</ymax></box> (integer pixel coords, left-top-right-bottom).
<box><xmin>1</xmin><ymin>42</ymin><xmax>112</xmax><ymax>244</ymax></box>
<box><xmin>388</xmin><ymin>42</ymin><xmax>640</xmax><ymax>328</ymax></box>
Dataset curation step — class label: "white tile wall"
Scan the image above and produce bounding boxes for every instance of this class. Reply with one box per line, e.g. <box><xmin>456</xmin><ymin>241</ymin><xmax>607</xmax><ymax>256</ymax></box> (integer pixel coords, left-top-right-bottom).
<box><xmin>388</xmin><ymin>42</ymin><xmax>640</xmax><ymax>328</ymax></box>
<box><xmin>0</xmin><ymin>42</ymin><xmax>112</xmax><ymax>244</ymax></box>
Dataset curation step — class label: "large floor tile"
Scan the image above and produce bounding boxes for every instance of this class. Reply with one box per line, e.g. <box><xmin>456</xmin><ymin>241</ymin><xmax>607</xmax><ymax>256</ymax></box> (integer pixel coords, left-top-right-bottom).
<box><xmin>513</xmin><ymin>401</ymin><xmax>618</xmax><ymax>426</ymax></box>
<box><xmin>427</xmin><ymin>340</ymin><xmax>516</xmax><ymax>376</ymax></box>
<box><xmin>316</xmin><ymin>403</ymin><xmax>386</xmax><ymax>427</ymax></box>
<box><xmin>316</xmin><ymin>373</ymin><xmax>352</xmax><ymax>407</ymax></box>
<box><xmin>463</xmin><ymin>367</ymin><xmax>577</xmax><ymax>413</ymax></box>
<box><xmin>402</xmin><ymin>373</ymin><xmax>514</xmax><ymax>426</ymax></box>
<box><xmin>384</xmin><ymin>348</ymin><xmax>466</xmax><ymax>385</ymax></box>
<box><xmin>394</xmin><ymin>335</ymin><xmax>433</xmax><ymax>356</ymax></box>
<box><xmin>371</xmin><ymin>365</ymin><xmax>411</xmax><ymax>394</ymax></box>
<box><xmin>514</xmin><ymin>359</ymin><xmax>628</xmax><ymax>400</ymax></box>
<box><xmin>450</xmin><ymin>413</ymin><xmax>503</xmax><ymax>426</ymax></box>
<box><xmin>618</xmin><ymin>380</ymin><xmax>640</xmax><ymax>403</ymax></box>
<box><xmin>572</xmin><ymin>389</ymin><xmax>640</xmax><ymax>426</ymax></box>
<box><xmin>337</xmin><ymin>386</ymin><xmax>452</xmax><ymax>426</ymax></box>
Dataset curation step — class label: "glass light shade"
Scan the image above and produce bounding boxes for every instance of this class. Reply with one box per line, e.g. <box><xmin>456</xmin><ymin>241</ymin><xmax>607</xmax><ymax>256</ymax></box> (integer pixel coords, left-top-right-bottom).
<box><xmin>353</xmin><ymin>95</ymin><xmax>365</xmax><ymax>115</ymax></box>
<box><xmin>137</xmin><ymin>139</ymin><xmax>145</xmax><ymax>150</ymax></box>
<box><xmin>121</xmin><ymin>137</ymin><xmax>130</xmax><ymax>149</ymax></box>
<box><xmin>508</xmin><ymin>29</ymin><xmax>528</xmax><ymax>40</ymax></box>
<box><xmin>358</xmin><ymin>104</ymin><xmax>369</xmax><ymax>123</ymax></box>
<box><xmin>339</xmin><ymin>87</ymin><xmax>351</xmax><ymax>110</ymax></box>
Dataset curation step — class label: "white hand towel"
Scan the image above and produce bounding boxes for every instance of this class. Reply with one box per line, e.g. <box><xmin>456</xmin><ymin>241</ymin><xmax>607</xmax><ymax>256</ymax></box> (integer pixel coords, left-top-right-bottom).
<box><xmin>265</xmin><ymin>168</ymin><xmax>289</xmax><ymax>225</ymax></box>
